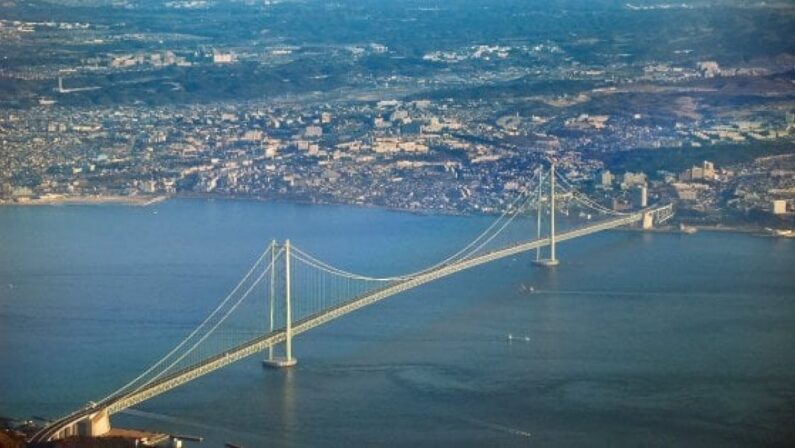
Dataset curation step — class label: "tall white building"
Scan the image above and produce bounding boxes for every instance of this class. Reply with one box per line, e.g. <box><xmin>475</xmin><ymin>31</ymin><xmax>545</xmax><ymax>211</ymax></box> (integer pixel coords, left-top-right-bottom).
<box><xmin>600</xmin><ymin>170</ymin><xmax>614</xmax><ymax>187</ymax></box>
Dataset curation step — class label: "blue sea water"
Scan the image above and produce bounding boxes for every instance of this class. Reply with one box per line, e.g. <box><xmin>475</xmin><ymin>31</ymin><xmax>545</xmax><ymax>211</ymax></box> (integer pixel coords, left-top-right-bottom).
<box><xmin>1</xmin><ymin>199</ymin><xmax>794</xmax><ymax>447</ymax></box>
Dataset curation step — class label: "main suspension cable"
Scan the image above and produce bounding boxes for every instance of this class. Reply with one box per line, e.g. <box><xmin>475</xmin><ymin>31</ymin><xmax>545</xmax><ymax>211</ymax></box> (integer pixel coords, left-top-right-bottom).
<box><xmin>133</xmin><ymin>247</ymin><xmax>285</xmax><ymax>392</ymax></box>
<box><xmin>289</xmin><ymin>168</ymin><xmax>544</xmax><ymax>281</ymax></box>
<box><xmin>100</xmin><ymin>244</ymin><xmax>277</xmax><ymax>402</ymax></box>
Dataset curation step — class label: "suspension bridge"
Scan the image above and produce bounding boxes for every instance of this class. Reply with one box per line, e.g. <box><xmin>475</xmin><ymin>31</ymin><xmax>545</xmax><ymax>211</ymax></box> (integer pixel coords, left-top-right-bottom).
<box><xmin>31</xmin><ymin>165</ymin><xmax>673</xmax><ymax>442</ymax></box>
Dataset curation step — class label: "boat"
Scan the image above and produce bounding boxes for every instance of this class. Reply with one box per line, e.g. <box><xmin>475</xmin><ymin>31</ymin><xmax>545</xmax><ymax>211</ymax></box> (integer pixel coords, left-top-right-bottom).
<box><xmin>679</xmin><ymin>223</ymin><xmax>698</xmax><ymax>234</ymax></box>
<box><xmin>507</xmin><ymin>334</ymin><xmax>531</xmax><ymax>342</ymax></box>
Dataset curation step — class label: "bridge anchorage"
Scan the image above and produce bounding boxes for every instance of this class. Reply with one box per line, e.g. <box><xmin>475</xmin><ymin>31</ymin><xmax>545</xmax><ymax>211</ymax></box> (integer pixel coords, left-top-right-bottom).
<box><xmin>30</xmin><ymin>164</ymin><xmax>674</xmax><ymax>443</ymax></box>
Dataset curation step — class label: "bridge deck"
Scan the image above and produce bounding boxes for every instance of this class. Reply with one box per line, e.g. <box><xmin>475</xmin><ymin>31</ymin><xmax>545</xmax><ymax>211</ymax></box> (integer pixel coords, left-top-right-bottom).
<box><xmin>32</xmin><ymin>207</ymin><xmax>671</xmax><ymax>442</ymax></box>
<box><xmin>106</xmin><ymin>212</ymin><xmax>646</xmax><ymax>412</ymax></box>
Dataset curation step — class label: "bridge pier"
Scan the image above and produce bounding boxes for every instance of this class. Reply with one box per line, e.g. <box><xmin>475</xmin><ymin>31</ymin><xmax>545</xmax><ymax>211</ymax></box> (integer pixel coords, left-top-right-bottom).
<box><xmin>49</xmin><ymin>408</ymin><xmax>112</xmax><ymax>440</ymax></box>
<box><xmin>643</xmin><ymin>212</ymin><xmax>654</xmax><ymax>230</ymax></box>
<box><xmin>77</xmin><ymin>408</ymin><xmax>111</xmax><ymax>436</ymax></box>
<box><xmin>263</xmin><ymin>357</ymin><xmax>297</xmax><ymax>368</ymax></box>
<box><xmin>56</xmin><ymin>425</ymin><xmax>75</xmax><ymax>440</ymax></box>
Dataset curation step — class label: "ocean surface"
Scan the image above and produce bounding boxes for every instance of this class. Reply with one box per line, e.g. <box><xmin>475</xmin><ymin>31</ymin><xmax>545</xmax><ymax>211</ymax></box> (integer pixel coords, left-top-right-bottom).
<box><xmin>1</xmin><ymin>199</ymin><xmax>794</xmax><ymax>447</ymax></box>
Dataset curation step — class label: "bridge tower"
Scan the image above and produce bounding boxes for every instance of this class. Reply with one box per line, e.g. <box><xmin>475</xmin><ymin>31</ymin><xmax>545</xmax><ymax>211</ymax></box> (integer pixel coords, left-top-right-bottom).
<box><xmin>263</xmin><ymin>239</ymin><xmax>298</xmax><ymax>368</ymax></box>
<box><xmin>267</xmin><ymin>239</ymin><xmax>277</xmax><ymax>362</ymax></box>
<box><xmin>534</xmin><ymin>163</ymin><xmax>560</xmax><ymax>267</ymax></box>
<box><xmin>535</xmin><ymin>168</ymin><xmax>543</xmax><ymax>263</ymax></box>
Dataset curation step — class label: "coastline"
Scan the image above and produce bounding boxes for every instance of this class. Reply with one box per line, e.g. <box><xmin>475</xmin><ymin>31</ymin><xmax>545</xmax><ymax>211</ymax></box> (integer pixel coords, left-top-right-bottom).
<box><xmin>0</xmin><ymin>194</ymin><xmax>170</xmax><ymax>207</ymax></box>
<box><xmin>174</xmin><ymin>192</ymin><xmax>474</xmax><ymax>217</ymax></box>
<box><xmin>2</xmin><ymin>194</ymin><xmax>791</xmax><ymax>239</ymax></box>
<box><xmin>617</xmin><ymin>224</ymin><xmax>792</xmax><ymax>238</ymax></box>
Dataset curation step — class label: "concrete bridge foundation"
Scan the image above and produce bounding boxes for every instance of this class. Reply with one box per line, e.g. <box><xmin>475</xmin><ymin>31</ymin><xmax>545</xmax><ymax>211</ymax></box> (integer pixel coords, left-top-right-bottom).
<box><xmin>76</xmin><ymin>409</ymin><xmax>111</xmax><ymax>437</ymax></box>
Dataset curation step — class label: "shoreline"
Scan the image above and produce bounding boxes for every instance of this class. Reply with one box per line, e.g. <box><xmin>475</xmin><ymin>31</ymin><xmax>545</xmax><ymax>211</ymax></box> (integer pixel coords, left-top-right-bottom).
<box><xmin>617</xmin><ymin>224</ymin><xmax>792</xmax><ymax>238</ymax></box>
<box><xmin>0</xmin><ymin>194</ymin><xmax>170</xmax><ymax>207</ymax></box>
<box><xmin>158</xmin><ymin>192</ymin><xmax>476</xmax><ymax>218</ymax></box>
<box><xmin>2</xmin><ymin>194</ymin><xmax>791</xmax><ymax>238</ymax></box>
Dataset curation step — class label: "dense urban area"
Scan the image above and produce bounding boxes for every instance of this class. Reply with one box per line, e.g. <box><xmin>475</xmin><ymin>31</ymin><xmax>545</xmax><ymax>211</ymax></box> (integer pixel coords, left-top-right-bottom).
<box><xmin>2</xmin><ymin>0</ymin><xmax>795</xmax><ymax>235</ymax></box>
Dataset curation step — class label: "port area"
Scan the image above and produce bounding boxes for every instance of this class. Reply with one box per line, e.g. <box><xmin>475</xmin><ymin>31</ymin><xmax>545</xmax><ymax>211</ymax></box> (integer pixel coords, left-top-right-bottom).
<box><xmin>262</xmin><ymin>357</ymin><xmax>297</xmax><ymax>368</ymax></box>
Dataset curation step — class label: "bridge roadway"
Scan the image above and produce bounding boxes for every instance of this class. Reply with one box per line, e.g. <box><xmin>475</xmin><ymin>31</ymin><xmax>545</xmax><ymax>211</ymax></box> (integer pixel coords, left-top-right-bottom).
<box><xmin>32</xmin><ymin>207</ymin><xmax>667</xmax><ymax>442</ymax></box>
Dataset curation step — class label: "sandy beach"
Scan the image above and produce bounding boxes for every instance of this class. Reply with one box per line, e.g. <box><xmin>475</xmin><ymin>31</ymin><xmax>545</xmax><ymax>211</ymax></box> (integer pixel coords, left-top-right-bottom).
<box><xmin>0</xmin><ymin>194</ymin><xmax>169</xmax><ymax>207</ymax></box>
